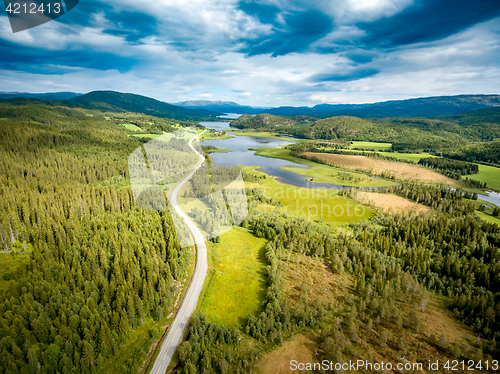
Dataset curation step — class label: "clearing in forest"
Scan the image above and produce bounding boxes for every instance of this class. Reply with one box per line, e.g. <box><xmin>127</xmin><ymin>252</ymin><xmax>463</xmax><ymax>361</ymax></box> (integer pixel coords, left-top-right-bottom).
<box><xmin>356</xmin><ymin>192</ymin><xmax>430</xmax><ymax>214</ymax></box>
<box><xmin>198</xmin><ymin>227</ymin><xmax>267</xmax><ymax>327</ymax></box>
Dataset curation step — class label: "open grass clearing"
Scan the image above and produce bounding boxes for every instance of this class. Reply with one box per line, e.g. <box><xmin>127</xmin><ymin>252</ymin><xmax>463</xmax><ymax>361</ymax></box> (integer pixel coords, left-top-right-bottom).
<box><xmin>128</xmin><ymin>133</ymin><xmax>162</xmax><ymax>139</ymax></box>
<box><xmin>467</xmin><ymin>164</ymin><xmax>500</xmax><ymax>191</ymax></box>
<box><xmin>201</xmin><ymin>132</ymin><xmax>234</xmax><ymax>141</ymax></box>
<box><xmin>476</xmin><ymin>211</ymin><xmax>500</xmax><ymax>225</ymax></box>
<box><xmin>281</xmin><ymin>253</ymin><xmax>353</xmax><ymax>313</ymax></box>
<box><xmin>301</xmin><ymin>152</ymin><xmax>458</xmax><ymax>186</ymax></box>
<box><xmin>377</xmin><ymin>151</ymin><xmax>436</xmax><ymax>162</ymax></box>
<box><xmin>121</xmin><ymin>123</ymin><xmax>142</xmax><ymax>131</ymax></box>
<box><xmin>198</xmin><ymin>227</ymin><xmax>268</xmax><ymax>328</ymax></box>
<box><xmin>229</xmin><ymin>129</ymin><xmax>298</xmax><ymax>140</ymax></box>
<box><xmin>350</xmin><ymin>141</ymin><xmax>392</xmax><ymax>150</ymax></box>
<box><xmin>0</xmin><ymin>251</ymin><xmax>30</xmax><ymax>291</ymax></box>
<box><xmin>243</xmin><ymin>166</ymin><xmax>376</xmax><ymax>224</ymax></box>
<box><xmin>254</xmin><ymin>333</ymin><xmax>318</xmax><ymax>374</ymax></box>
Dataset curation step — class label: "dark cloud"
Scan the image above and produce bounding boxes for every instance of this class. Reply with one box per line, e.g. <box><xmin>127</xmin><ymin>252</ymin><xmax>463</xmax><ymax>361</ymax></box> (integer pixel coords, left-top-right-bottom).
<box><xmin>0</xmin><ymin>38</ymin><xmax>135</xmax><ymax>73</ymax></box>
<box><xmin>238</xmin><ymin>0</ymin><xmax>281</xmax><ymax>26</ymax></box>
<box><xmin>310</xmin><ymin>68</ymin><xmax>379</xmax><ymax>82</ymax></box>
<box><xmin>54</xmin><ymin>2</ymin><xmax>157</xmax><ymax>43</ymax></box>
<box><xmin>344</xmin><ymin>53</ymin><xmax>374</xmax><ymax>64</ymax></box>
<box><xmin>102</xmin><ymin>11</ymin><xmax>157</xmax><ymax>43</ymax></box>
<box><xmin>241</xmin><ymin>9</ymin><xmax>334</xmax><ymax>56</ymax></box>
<box><xmin>358</xmin><ymin>0</ymin><xmax>500</xmax><ymax>47</ymax></box>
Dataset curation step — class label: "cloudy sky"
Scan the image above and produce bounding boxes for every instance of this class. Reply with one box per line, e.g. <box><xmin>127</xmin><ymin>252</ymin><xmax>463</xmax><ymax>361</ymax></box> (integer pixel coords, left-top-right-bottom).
<box><xmin>1</xmin><ymin>0</ymin><xmax>500</xmax><ymax>106</ymax></box>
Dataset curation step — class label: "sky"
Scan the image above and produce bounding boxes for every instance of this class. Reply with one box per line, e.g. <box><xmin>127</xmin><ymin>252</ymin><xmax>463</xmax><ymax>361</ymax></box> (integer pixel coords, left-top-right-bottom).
<box><xmin>1</xmin><ymin>0</ymin><xmax>500</xmax><ymax>107</ymax></box>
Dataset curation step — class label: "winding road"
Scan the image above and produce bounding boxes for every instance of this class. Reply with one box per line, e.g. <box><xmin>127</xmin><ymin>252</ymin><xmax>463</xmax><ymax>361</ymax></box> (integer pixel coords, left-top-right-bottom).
<box><xmin>150</xmin><ymin>130</ymin><xmax>208</xmax><ymax>374</ymax></box>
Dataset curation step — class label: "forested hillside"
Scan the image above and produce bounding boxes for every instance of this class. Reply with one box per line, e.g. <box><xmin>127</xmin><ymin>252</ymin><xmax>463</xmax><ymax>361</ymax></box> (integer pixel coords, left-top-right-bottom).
<box><xmin>0</xmin><ymin>104</ymin><xmax>193</xmax><ymax>373</ymax></box>
<box><xmin>231</xmin><ymin>109</ymin><xmax>500</xmax><ymax>153</ymax></box>
<box><xmin>69</xmin><ymin>91</ymin><xmax>219</xmax><ymax>121</ymax></box>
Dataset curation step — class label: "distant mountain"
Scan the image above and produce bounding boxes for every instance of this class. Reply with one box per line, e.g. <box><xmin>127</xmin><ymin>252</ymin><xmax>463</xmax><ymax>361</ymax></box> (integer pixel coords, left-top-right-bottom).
<box><xmin>175</xmin><ymin>94</ymin><xmax>500</xmax><ymax>118</ymax></box>
<box><xmin>69</xmin><ymin>91</ymin><xmax>221</xmax><ymax>120</ymax></box>
<box><xmin>175</xmin><ymin>100</ymin><xmax>266</xmax><ymax>114</ymax></box>
<box><xmin>264</xmin><ymin>95</ymin><xmax>500</xmax><ymax>118</ymax></box>
<box><xmin>0</xmin><ymin>91</ymin><xmax>81</xmax><ymax>100</ymax></box>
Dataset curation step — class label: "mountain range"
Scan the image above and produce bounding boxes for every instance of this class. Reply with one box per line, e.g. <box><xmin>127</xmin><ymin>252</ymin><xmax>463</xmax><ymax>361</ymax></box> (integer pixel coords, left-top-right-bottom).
<box><xmin>1</xmin><ymin>91</ymin><xmax>499</xmax><ymax>119</ymax></box>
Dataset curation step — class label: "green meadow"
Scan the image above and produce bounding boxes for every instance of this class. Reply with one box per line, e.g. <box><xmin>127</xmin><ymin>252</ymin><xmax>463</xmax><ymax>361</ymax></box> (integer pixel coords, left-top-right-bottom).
<box><xmin>243</xmin><ymin>166</ymin><xmax>376</xmax><ymax>224</ymax></box>
<box><xmin>253</xmin><ymin>146</ymin><xmax>397</xmax><ymax>188</ymax></box>
<box><xmin>476</xmin><ymin>211</ymin><xmax>500</xmax><ymax>225</ymax></box>
<box><xmin>128</xmin><ymin>133</ymin><xmax>162</xmax><ymax>139</ymax></box>
<box><xmin>350</xmin><ymin>141</ymin><xmax>392</xmax><ymax>150</ymax></box>
<box><xmin>229</xmin><ymin>129</ymin><xmax>296</xmax><ymax>140</ymax></box>
<box><xmin>0</xmin><ymin>251</ymin><xmax>30</xmax><ymax>291</ymax></box>
<box><xmin>199</xmin><ymin>227</ymin><xmax>268</xmax><ymax>327</ymax></box>
<box><xmin>121</xmin><ymin>122</ymin><xmax>142</xmax><ymax>131</ymax></box>
<box><xmin>468</xmin><ymin>164</ymin><xmax>500</xmax><ymax>191</ymax></box>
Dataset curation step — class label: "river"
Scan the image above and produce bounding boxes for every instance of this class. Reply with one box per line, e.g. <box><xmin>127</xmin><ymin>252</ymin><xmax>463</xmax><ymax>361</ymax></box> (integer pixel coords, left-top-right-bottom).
<box><xmin>200</xmin><ymin>121</ymin><xmax>347</xmax><ymax>189</ymax></box>
<box><xmin>200</xmin><ymin>121</ymin><xmax>500</xmax><ymax>205</ymax></box>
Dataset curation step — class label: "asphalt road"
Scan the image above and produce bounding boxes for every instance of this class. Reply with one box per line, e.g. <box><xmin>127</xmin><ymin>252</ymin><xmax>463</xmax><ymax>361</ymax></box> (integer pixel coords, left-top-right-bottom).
<box><xmin>150</xmin><ymin>130</ymin><xmax>208</xmax><ymax>374</ymax></box>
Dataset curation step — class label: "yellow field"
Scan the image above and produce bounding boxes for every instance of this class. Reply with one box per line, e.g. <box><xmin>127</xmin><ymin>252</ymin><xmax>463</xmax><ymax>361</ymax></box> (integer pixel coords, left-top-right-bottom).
<box><xmin>356</xmin><ymin>192</ymin><xmax>430</xmax><ymax>214</ymax></box>
<box><xmin>254</xmin><ymin>333</ymin><xmax>318</xmax><ymax>374</ymax></box>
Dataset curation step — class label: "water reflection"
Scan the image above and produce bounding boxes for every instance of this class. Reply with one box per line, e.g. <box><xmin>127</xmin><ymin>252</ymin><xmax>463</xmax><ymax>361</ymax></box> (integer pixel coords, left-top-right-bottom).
<box><xmin>202</xmin><ymin>134</ymin><xmax>346</xmax><ymax>189</ymax></box>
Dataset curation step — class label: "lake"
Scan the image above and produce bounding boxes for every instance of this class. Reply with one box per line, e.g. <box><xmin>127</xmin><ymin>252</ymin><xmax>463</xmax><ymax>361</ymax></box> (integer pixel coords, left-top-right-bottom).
<box><xmin>200</xmin><ymin>122</ymin><xmax>345</xmax><ymax>189</ymax></box>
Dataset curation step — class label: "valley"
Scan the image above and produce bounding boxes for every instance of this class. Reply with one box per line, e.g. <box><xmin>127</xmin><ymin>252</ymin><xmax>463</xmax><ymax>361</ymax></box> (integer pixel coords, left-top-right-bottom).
<box><xmin>0</xmin><ymin>95</ymin><xmax>499</xmax><ymax>374</ymax></box>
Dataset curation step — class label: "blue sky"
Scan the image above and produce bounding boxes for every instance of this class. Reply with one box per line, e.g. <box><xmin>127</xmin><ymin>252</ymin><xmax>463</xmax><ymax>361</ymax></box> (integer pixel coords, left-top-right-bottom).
<box><xmin>1</xmin><ymin>0</ymin><xmax>499</xmax><ymax>106</ymax></box>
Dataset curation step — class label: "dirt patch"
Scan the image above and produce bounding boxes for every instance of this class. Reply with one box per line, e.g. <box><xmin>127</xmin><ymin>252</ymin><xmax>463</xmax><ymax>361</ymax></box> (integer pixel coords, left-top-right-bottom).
<box><xmin>421</xmin><ymin>297</ymin><xmax>476</xmax><ymax>344</ymax></box>
<box><xmin>302</xmin><ymin>152</ymin><xmax>457</xmax><ymax>185</ymax></box>
<box><xmin>357</xmin><ymin>192</ymin><xmax>430</xmax><ymax>214</ymax></box>
<box><xmin>281</xmin><ymin>253</ymin><xmax>352</xmax><ymax>312</ymax></box>
<box><xmin>254</xmin><ymin>333</ymin><xmax>318</xmax><ymax>374</ymax></box>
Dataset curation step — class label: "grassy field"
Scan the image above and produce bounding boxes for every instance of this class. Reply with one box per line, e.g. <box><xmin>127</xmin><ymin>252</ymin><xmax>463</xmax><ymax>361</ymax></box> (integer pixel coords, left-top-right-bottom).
<box><xmin>356</xmin><ymin>192</ymin><xmax>430</xmax><ymax>214</ymax></box>
<box><xmin>350</xmin><ymin>141</ymin><xmax>392</xmax><ymax>150</ymax></box>
<box><xmin>253</xmin><ymin>147</ymin><xmax>395</xmax><ymax>188</ymax></box>
<box><xmin>129</xmin><ymin>133</ymin><xmax>162</xmax><ymax>139</ymax></box>
<box><xmin>301</xmin><ymin>152</ymin><xmax>458</xmax><ymax>186</ymax></box>
<box><xmin>229</xmin><ymin>129</ymin><xmax>297</xmax><ymax>140</ymax></box>
<box><xmin>254</xmin><ymin>333</ymin><xmax>318</xmax><ymax>374</ymax></box>
<box><xmin>198</xmin><ymin>227</ymin><xmax>268</xmax><ymax>328</ymax></box>
<box><xmin>476</xmin><ymin>211</ymin><xmax>500</xmax><ymax>225</ymax></box>
<box><xmin>467</xmin><ymin>164</ymin><xmax>500</xmax><ymax>191</ymax></box>
<box><xmin>377</xmin><ymin>151</ymin><xmax>436</xmax><ymax>162</ymax></box>
<box><xmin>201</xmin><ymin>132</ymin><xmax>234</xmax><ymax>141</ymax></box>
<box><xmin>243</xmin><ymin>166</ymin><xmax>376</xmax><ymax>224</ymax></box>
<box><xmin>121</xmin><ymin>123</ymin><xmax>142</xmax><ymax>131</ymax></box>
<box><xmin>0</xmin><ymin>251</ymin><xmax>30</xmax><ymax>291</ymax></box>
<box><xmin>282</xmin><ymin>164</ymin><xmax>397</xmax><ymax>188</ymax></box>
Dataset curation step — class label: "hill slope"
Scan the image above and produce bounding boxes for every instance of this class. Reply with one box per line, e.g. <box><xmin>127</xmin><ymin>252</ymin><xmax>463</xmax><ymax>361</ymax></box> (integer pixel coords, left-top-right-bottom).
<box><xmin>0</xmin><ymin>91</ymin><xmax>81</xmax><ymax>100</ymax></box>
<box><xmin>69</xmin><ymin>91</ymin><xmax>221</xmax><ymax>120</ymax></box>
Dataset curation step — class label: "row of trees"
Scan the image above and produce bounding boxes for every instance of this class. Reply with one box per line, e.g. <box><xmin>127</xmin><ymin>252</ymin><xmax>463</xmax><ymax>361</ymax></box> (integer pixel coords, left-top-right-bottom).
<box><xmin>178</xmin><ymin>313</ymin><xmax>243</xmax><ymax>374</ymax></box>
<box><xmin>418</xmin><ymin>157</ymin><xmax>479</xmax><ymax>179</ymax></box>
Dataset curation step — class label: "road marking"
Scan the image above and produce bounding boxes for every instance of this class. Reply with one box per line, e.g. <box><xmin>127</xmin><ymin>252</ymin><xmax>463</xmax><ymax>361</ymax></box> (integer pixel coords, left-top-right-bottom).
<box><xmin>163</xmin><ymin>329</ymin><xmax>179</xmax><ymax>361</ymax></box>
